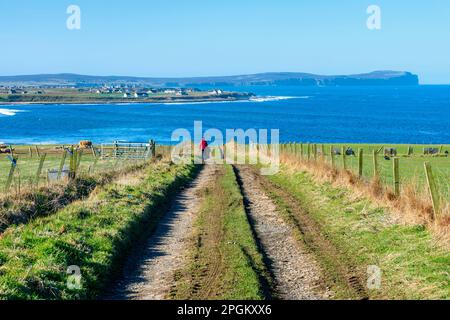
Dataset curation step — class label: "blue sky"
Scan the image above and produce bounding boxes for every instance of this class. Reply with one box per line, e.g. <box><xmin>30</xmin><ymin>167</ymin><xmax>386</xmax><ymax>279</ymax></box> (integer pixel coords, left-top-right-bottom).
<box><xmin>0</xmin><ymin>0</ymin><xmax>449</xmax><ymax>83</ymax></box>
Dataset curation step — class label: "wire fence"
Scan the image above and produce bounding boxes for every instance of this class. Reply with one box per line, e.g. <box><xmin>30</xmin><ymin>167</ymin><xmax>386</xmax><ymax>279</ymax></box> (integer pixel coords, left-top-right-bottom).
<box><xmin>0</xmin><ymin>142</ymin><xmax>158</xmax><ymax>196</ymax></box>
<box><xmin>280</xmin><ymin>143</ymin><xmax>449</xmax><ymax>217</ymax></box>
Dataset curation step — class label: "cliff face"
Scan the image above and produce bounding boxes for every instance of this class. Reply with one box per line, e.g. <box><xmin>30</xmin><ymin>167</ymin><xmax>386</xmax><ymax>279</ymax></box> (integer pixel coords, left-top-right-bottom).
<box><xmin>188</xmin><ymin>71</ymin><xmax>420</xmax><ymax>86</ymax></box>
<box><xmin>0</xmin><ymin>71</ymin><xmax>419</xmax><ymax>87</ymax></box>
<box><xmin>317</xmin><ymin>72</ymin><xmax>419</xmax><ymax>86</ymax></box>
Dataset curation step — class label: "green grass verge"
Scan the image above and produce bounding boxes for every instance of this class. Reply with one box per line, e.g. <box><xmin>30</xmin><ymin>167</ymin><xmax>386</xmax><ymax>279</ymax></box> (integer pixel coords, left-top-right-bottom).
<box><xmin>0</xmin><ymin>162</ymin><xmax>150</xmax><ymax>233</ymax></box>
<box><xmin>267</xmin><ymin>166</ymin><xmax>450</xmax><ymax>299</ymax></box>
<box><xmin>0</xmin><ymin>162</ymin><xmax>197</xmax><ymax>300</ymax></box>
<box><xmin>172</xmin><ymin>165</ymin><xmax>268</xmax><ymax>300</ymax></box>
<box><xmin>220</xmin><ymin>165</ymin><xmax>269</xmax><ymax>299</ymax></box>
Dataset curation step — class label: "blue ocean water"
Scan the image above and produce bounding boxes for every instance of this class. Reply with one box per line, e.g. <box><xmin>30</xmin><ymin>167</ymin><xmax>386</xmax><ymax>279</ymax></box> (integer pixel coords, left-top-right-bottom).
<box><xmin>0</xmin><ymin>86</ymin><xmax>449</xmax><ymax>145</ymax></box>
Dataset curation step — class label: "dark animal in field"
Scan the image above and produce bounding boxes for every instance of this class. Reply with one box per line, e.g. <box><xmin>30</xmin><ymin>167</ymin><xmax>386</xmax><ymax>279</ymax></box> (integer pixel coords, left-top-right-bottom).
<box><xmin>384</xmin><ymin>156</ymin><xmax>391</xmax><ymax>160</ymax></box>
<box><xmin>424</xmin><ymin>148</ymin><xmax>439</xmax><ymax>155</ymax></box>
<box><xmin>384</xmin><ymin>148</ymin><xmax>397</xmax><ymax>156</ymax></box>
<box><xmin>345</xmin><ymin>148</ymin><xmax>355</xmax><ymax>156</ymax></box>
<box><xmin>333</xmin><ymin>148</ymin><xmax>341</xmax><ymax>155</ymax></box>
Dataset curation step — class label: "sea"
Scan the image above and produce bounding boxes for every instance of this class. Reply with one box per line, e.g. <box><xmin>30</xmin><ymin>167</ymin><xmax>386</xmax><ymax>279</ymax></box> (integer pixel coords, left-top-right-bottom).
<box><xmin>0</xmin><ymin>85</ymin><xmax>449</xmax><ymax>145</ymax></box>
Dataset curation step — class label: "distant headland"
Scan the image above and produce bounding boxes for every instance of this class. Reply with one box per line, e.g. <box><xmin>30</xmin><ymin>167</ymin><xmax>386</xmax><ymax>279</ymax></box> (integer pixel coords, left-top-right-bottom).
<box><xmin>0</xmin><ymin>71</ymin><xmax>419</xmax><ymax>87</ymax></box>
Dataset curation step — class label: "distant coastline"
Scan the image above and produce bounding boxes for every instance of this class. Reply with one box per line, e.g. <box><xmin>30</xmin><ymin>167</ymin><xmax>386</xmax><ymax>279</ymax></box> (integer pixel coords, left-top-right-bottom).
<box><xmin>0</xmin><ymin>96</ymin><xmax>253</xmax><ymax>106</ymax></box>
<box><xmin>0</xmin><ymin>91</ymin><xmax>254</xmax><ymax>106</ymax></box>
<box><xmin>0</xmin><ymin>70</ymin><xmax>419</xmax><ymax>87</ymax></box>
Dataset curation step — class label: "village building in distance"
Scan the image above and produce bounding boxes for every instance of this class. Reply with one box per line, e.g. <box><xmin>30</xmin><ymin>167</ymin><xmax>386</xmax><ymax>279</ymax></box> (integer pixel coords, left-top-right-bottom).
<box><xmin>0</xmin><ymin>84</ymin><xmax>253</xmax><ymax>104</ymax></box>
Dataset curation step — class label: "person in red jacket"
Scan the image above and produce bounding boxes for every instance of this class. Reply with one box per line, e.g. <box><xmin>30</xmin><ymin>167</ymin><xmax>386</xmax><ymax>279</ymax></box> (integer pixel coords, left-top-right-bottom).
<box><xmin>200</xmin><ymin>138</ymin><xmax>208</xmax><ymax>163</ymax></box>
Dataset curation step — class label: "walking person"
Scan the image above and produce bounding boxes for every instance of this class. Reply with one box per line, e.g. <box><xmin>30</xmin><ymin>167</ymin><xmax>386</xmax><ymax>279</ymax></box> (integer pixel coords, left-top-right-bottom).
<box><xmin>200</xmin><ymin>137</ymin><xmax>208</xmax><ymax>164</ymax></box>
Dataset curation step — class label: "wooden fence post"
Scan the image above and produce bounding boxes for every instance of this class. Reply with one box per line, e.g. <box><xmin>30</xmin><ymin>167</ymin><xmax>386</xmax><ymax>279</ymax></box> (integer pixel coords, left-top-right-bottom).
<box><xmin>341</xmin><ymin>146</ymin><xmax>347</xmax><ymax>170</ymax></box>
<box><xmin>29</xmin><ymin>146</ymin><xmax>33</xmax><ymax>158</ymax></box>
<box><xmin>358</xmin><ymin>148</ymin><xmax>364</xmax><ymax>177</ymax></box>
<box><xmin>58</xmin><ymin>150</ymin><xmax>67</xmax><ymax>180</ymax></box>
<box><xmin>307</xmin><ymin>144</ymin><xmax>311</xmax><ymax>160</ymax></box>
<box><xmin>35</xmin><ymin>154</ymin><xmax>47</xmax><ymax>185</ymax></box>
<box><xmin>34</xmin><ymin>146</ymin><xmax>40</xmax><ymax>157</ymax></box>
<box><xmin>92</xmin><ymin>154</ymin><xmax>99</xmax><ymax>173</ymax></box>
<box><xmin>424</xmin><ymin>162</ymin><xmax>440</xmax><ymax>219</ymax></box>
<box><xmin>76</xmin><ymin>150</ymin><xmax>83</xmax><ymax>172</ymax></box>
<box><xmin>330</xmin><ymin>145</ymin><xmax>335</xmax><ymax>168</ymax></box>
<box><xmin>313</xmin><ymin>144</ymin><xmax>317</xmax><ymax>161</ymax></box>
<box><xmin>69</xmin><ymin>147</ymin><xmax>76</xmax><ymax>180</ymax></box>
<box><xmin>321</xmin><ymin>144</ymin><xmax>325</xmax><ymax>162</ymax></box>
<box><xmin>91</xmin><ymin>145</ymin><xmax>96</xmax><ymax>158</ymax></box>
<box><xmin>372</xmin><ymin>149</ymin><xmax>378</xmax><ymax>177</ymax></box>
<box><xmin>407</xmin><ymin>146</ymin><xmax>413</xmax><ymax>156</ymax></box>
<box><xmin>393</xmin><ymin>157</ymin><xmax>400</xmax><ymax>197</ymax></box>
<box><xmin>300</xmin><ymin>143</ymin><xmax>304</xmax><ymax>160</ymax></box>
<box><xmin>5</xmin><ymin>156</ymin><xmax>17</xmax><ymax>192</ymax></box>
<box><xmin>152</xmin><ymin>140</ymin><xmax>156</xmax><ymax>158</ymax></box>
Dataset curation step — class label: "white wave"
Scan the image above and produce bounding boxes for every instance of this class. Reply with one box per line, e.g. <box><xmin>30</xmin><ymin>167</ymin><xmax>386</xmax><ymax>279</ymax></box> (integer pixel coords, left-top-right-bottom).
<box><xmin>249</xmin><ymin>96</ymin><xmax>309</xmax><ymax>102</ymax></box>
<box><xmin>161</xmin><ymin>100</ymin><xmax>246</xmax><ymax>106</ymax></box>
<box><xmin>419</xmin><ymin>131</ymin><xmax>438</xmax><ymax>135</ymax></box>
<box><xmin>0</xmin><ymin>138</ymin><xmax>60</xmax><ymax>145</ymax></box>
<box><xmin>0</xmin><ymin>108</ymin><xmax>26</xmax><ymax>116</ymax></box>
<box><xmin>160</xmin><ymin>95</ymin><xmax>310</xmax><ymax>106</ymax></box>
<box><xmin>34</xmin><ymin>140</ymin><xmax>60</xmax><ymax>145</ymax></box>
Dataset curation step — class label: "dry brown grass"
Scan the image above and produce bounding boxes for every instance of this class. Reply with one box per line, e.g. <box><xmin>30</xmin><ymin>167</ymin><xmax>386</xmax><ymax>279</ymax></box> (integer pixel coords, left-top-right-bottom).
<box><xmin>114</xmin><ymin>171</ymin><xmax>144</xmax><ymax>186</ymax></box>
<box><xmin>0</xmin><ymin>161</ymin><xmax>151</xmax><ymax>233</ymax></box>
<box><xmin>280</xmin><ymin>153</ymin><xmax>449</xmax><ymax>243</ymax></box>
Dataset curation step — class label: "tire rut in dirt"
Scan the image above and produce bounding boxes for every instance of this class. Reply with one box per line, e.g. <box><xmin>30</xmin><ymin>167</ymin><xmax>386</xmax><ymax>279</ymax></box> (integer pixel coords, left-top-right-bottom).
<box><xmin>194</xmin><ymin>167</ymin><xmax>226</xmax><ymax>299</ymax></box>
<box><xmin>169</xmin><ymin>165</ymin><xmax>228</xmax><ymax>300</ymax></box>
<box><xmin>103</xmin><ymin>165</ymin><xmax>216</xmax><ymax>300</ymax></box>
<box><xmin>252</xmin><ymin>167</ymin><xmax>369</xmax><ymax>300</ymax></box>
<box><xmin>233</xmin><ymin>165</ymin><xmax>331</xmax><ymax>300</ymax></box>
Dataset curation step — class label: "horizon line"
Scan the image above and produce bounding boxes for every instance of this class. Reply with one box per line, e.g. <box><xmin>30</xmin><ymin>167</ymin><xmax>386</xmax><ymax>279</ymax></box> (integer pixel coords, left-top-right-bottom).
<box><xmin>2</xmin><ymin>71</ymin><xmax>449</xmax><ymax>85</ymax></box>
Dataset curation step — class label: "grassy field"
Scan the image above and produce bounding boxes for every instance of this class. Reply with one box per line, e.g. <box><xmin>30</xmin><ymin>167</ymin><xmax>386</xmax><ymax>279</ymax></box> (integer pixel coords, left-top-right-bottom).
<box><xmin>264</xmin><ymin>166</ymin><xmax>450</xmax><ymax>299</ymax></box>
<box><xmin>171</xmin><ymin>165</ymin><xmax>269</xmax><ymax>300</ymax></box>
<box><xmin>282</xmin><ymin>143</ymin><xmax>449</xmax><ymax>198</ymax></box>
<box><xmin>0</xmin><ymin>144</ymin><xmax>171</xmax><ymax>189</ymax></box>
<box><xmin>0</xmin><ymin>162</ymin><xmax>196</xmax><ymax>299</ymax></box>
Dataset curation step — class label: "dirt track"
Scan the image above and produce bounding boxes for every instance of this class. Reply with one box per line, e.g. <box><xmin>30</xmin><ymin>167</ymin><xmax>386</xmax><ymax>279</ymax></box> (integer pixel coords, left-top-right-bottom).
<box><xmin>234</xmin><ymin>165</ymin><xmax>332</xmax><ymax>300</ymax></box>
<box><xmin>104</xmin><ymin>165</ymin><xmax>216</xmax><ymax>300</ymax></box>
<box><xmin>105</xmin><ymin>163</ymin><xmax>335</xmax><ymax>300</ymax></box>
